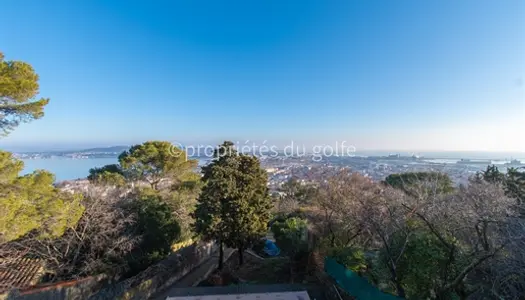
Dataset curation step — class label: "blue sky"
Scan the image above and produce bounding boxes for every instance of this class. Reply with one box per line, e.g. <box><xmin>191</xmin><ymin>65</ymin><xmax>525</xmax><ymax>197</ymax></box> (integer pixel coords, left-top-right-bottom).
<box><xmin>1</xmin><ymin>0</ymin><xmax>523</xmax><ymax>152</ymax></box>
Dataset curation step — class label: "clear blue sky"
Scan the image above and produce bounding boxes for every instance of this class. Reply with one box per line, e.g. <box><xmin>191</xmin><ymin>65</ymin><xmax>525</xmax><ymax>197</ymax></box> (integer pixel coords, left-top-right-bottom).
<box><xmin>1</xmin><ymin>0</ymin><xmax>523</xmax><ymax>152</ymax></box>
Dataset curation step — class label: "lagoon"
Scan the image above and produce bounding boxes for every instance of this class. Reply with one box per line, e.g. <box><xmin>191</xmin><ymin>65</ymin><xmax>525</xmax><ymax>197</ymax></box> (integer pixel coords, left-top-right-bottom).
<box><xmin>21</xmin><ymin>157</ymin><xmax>209</xmax><ymax>182</ymax></box>
<box><xmin>21</xmin><ymin>158</ymin><xmax>119</xmax><ymax>181</ymax></box>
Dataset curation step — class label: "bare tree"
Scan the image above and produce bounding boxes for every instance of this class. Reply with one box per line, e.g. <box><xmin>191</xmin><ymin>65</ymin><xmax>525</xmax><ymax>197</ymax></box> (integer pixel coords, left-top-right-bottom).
<box><xmin>399</xmin><ymin>180</ymin><xmax>519</xmax><ymax>298</ymax></box>
<box><xmin>312</xmin><ymin>171</ymin><xmax>525</xmax><ymax>299</ymax></box>
<box><xmin>363</xmin><ymin>186</ymin><xmax>414</xmax><ymax>298</ymax></box>
<box><xmin>4</xmin><ymin>186</ymin><xmax>140</xmax><ymax>281</ymax></box>
<box><xmin>315</xmin><ymin>170</ymin><xmax>379</xmax><ymax>248</ymax></box>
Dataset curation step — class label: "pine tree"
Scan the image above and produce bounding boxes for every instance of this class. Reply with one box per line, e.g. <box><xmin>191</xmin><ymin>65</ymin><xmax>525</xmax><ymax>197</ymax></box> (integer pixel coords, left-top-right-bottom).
<box><xmin>0</xmin><ymin>52</ymin><xmax>49</xmax><ymax>136</ymax></box>
<box><xmin>194</xmin><ymin>141</ymin><xmax>272</xmax><ymax>267</ymax></box>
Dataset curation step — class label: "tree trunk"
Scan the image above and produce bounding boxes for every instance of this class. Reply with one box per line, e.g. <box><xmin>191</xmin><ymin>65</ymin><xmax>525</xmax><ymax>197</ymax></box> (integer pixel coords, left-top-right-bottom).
<box><xmin>238</xmin><ymin>247</ymin><xmax>244</xmax><ymax>265</ymax></box>
<box><xmin>395</xmin><ymin>280</ymin><xmax>406</xmax><ymax>298</ymax></box>
<box><xmin>218</xmin><ymin>240</ymin><xmax>224</xmax><ymax>270</ymax></box>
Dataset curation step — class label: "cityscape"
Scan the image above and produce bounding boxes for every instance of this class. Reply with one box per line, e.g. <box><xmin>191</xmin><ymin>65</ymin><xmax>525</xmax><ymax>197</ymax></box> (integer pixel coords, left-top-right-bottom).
<box><xmin>13</xmin><ymin>146</ymin><xmax>524</xmax><ymax>189</ymax></box>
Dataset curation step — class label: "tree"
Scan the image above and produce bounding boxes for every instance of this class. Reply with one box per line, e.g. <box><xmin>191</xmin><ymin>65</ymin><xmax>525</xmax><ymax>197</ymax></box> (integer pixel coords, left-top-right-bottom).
<box><xmin>11</xmin><ymin>188</ymin><xmax>139</xmax><ymax>280</ymax></box>
<box><xmin>118</xmin><ymin>141</ymin><xmax>197</xmax><ymax>190</ymax></box>
<box><xmin>378</xmin><ymin>227</ymin><xmax>453</xmax><ymax>299</ymax></box>
<box><xmin>311</xmin><ymin>170</ymin><xmax>523</xmax><ymax>298</ymax></box>
<box><xmin>0</xmin><ymin>52</ymin><xmax>49</xmax><ymax>136</ymax></box>
<box><xmin>88</xmin><ymin>164</ymin><xmax>126</xmax><ymax>187</ymax></box>
<box><xmin>397</xmin><ymin>181</ymin><xmax>518</xmax><ymax>298</ymax></box>
<box><xmin>0</xmin><ymin>151</ymin><xmax>84</xmax><ymax>244</ymax></box>
<box><xmin>271</xmin><ymin>217</ymin><xmax>309</xmax><ymax>262</ymax></box>
<box><xmin>315</xmin><ymin>170</ymin><xmax>381</xmax><ymax>248</ymax></box>
<box><xmin>87</xmin><ymin>142</ymin><xmax>200</xmax><ymax>238</ymax></box>
<box><xmin>384</xmin><ymin>171</ymin><xmax>454</xmax><ymax>198</ymax></box>
<box><xmin>505</xmin><ymin>167</ymin><xmax>525</xmax><ymax>205</ymax></box>
<box><xmin>6</xmin><ymin>186</ymin><xmax>187</xmax><ymax>281</ymax></box>
<box><xmin>126</xmin><ymin>188</ymin><xmax>181</xmax><ymax>272</ymax></box>
<box><xmin>278</xmin><ymin>178</ymin><xmax>317</xmax><ymax>213</ymax></box>
<box><xmin>329</xmin><ymin>246</ymin><xmax>367</xmax><ymax>273</ymax></box>
<box><xmin>480</xmin><ymin>165</ymin><xmax>505</xmax><ymax>184</ymax></box>
<box><xmin>0</xmin><ymin>52</ymin><xmax>84</xmax><ymax>285</ymax></box>
<box><xmin>478</xmin><ymin>165</ymin><xmax>525</xmax><ymax>205</ymax></box>
<box><xmin>271</xmin><ymin>217</ymin><xmax>309</xmax><ymax>281</ymax></box>
<box><xmin>0</xmin><ymin>52</ymin><xmax>82</xmax><ymax>243</ymax></box>
<box><xmin>163</xmin><ymin>172</ymin><xmax>202</xmax><ymax>240</ymax></box>
<box><xmin>194</xmin><ymin>141</ymin><xmax>272</xmax><ymax>267</ymax></box>
<box><xmin>224</xmin><ymin>154</ymin><xmax>272</xmax><ymax>265</ymax></box>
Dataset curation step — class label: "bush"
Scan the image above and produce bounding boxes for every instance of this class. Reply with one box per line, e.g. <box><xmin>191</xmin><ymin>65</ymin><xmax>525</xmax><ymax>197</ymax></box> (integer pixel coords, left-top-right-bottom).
<box><xmin>125</xmin><ymin>190</ymin><xmax>181</xmax><ymax>274</ymax></box>
<box><xmin>271</xmin><ymin>217</ymin><xmax>308</xmax><ymax>258</ymax></box>
<box><xmin>330</xmin><ymin>247</ymin><xmax>367</xmax><ymax>273</ymax></box>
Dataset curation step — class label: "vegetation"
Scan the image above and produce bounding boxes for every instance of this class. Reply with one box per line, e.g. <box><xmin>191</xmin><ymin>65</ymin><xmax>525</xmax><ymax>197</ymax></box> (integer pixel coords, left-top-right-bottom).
<box><xmin>194</xmin><ymin>141</ymin><xmax>272</xmax><ymax>267</ymax></box>
<box><xmin>1</xmin><ymin>50</ymin><xmax>525</xmax><ymax>299</ymax></box>
<box><xmin>271</xmin><ymin>217</ymin><xmax>308</xmax><ymax>258</ymax></box>
<box><xmin>277</xmin><ymin>178</ymin><xmax>317</xmax><ymax>213</ymax></box>
<box><xmin>384</xmin><ymin>171</ymin><xmax>454</xmax><ymax>197</ymax></box>
<box><xmin>0</xmin><ymin>52</ymin><xmax>49</xmax><ymax>136</ymax></box>
<box><xmin>0</xmin><ymin>151</ymin><xmax>84</xmax><ymax>243</ymax></box>
<box><xmin>0</xmin><ymin>52</ymin><xmax>197</xmax><ymax>281</ymax></box>
<box><xmin>89</xmin><ymin>141</ymin><xmax>200</xmax><ymax>239</ymax></box>
<box><xmin>17</xmin><ymin>188</ymin><xmax>138</xmax><ymax>279</ymax></box>
<box><xmin>0</xmin><ymin>52</ymin><xmax>83</xmax><ymax>245</ymax></box>
<box><xmin>330</xmin><ymin>247</ymin><xmax>367</xmax><ymax>273</ymax></box>
<box><xmin>478</xmin><ymin>165</ymin><xmax>525</xmax><ymax>205</ymax></box>
<box><xmin>312</xmin><ymin>169</ymin><xmax>525</xmax><ymax>299</ymax></box>
<box><xmin>118</xmin><ymin>141</ymin><xmax>196</xmax><ymax>190</ymax></box>
<box><xmin>87</xmin><ymin>164</ymin><xmax>126</xmax><ymax>187</ymax></box>
<box><xmin>125</xmin><ymin>189</ymin><xmax>182</xmax><ymax>273</ymax></box>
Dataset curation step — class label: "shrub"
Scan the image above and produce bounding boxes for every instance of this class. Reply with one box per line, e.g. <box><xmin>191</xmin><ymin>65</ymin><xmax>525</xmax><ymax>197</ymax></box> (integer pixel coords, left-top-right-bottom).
<box><xmin>330</xmin><ymin>247</ymin><xmax>367</xmax><ymax>273</ymax></box>
<box><xmin>271</xmin><ymin>217</ymin><xmax>308</xmax><ymax>258</ymax></box>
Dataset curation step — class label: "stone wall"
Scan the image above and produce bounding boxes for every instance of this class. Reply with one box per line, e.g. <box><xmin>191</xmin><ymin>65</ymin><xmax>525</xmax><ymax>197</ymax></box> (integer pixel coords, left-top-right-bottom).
<box><xmin>88</xmin><ymin>241</ymin><xmax>217</xmax><ymax>300</ymax></box>
<box><xmin>1</xmin><ymin>241</ymin><xmax>216</xmax><ymax>300</ymax></box>
<box><xmin>1</xmin><ymin>275</ymin><xmax>108</xmax><ymax>300</ymax></box>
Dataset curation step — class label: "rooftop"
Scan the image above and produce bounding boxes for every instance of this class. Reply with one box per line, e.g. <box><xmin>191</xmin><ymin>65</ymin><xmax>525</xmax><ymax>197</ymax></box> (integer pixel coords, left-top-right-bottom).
<box><xmin>0</xmin><ymin>257</ymin><xmax>44</xmax><ymax>294</ymax></box>
<box><xmin>163</xmin><ymin>284</ymin><xmax>323</xmax><ymax>300</ymax></box>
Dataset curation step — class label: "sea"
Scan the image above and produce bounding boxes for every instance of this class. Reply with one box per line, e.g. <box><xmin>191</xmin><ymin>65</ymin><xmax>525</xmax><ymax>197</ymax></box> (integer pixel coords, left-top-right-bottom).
<box><xmin>21</xmin><ymin>158</ymin><xmax>119</xmax><ymax>182</ymax></box>
<box><xmin>21</xmin><ymin>157</ymin><xmax>210</xmax><ymax>182</ymax></box>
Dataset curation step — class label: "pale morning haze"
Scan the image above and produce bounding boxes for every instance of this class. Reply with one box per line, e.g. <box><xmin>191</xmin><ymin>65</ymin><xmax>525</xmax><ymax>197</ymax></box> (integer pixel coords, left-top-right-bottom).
<box><xmin>0</xmin><ymin>0</ymin><xmax>523</xmax><ymax>152</ymax></box>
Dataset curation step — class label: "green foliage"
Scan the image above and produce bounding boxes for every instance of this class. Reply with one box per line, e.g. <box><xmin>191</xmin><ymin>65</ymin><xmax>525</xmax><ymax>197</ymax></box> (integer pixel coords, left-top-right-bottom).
<box><xmin>280</xmin><ymin>178</ymin><xmax>317</xmax><ymax>204</ymax></box>
<box><xmin>87</xmin><ymin>142</ymin><xmax>201</xmax><ymax>239</ymax></box>
<box><xmin>271</xmin><ymin>217</ymin><xmax>308</xmax><ymax>257</ymax></box>
<box><xmin>0</xmin><ymin>150</ymin><xmax>24</xmax><ymax>183</ymax></box>
<box><xmin>163</xmin><ymin>175</ymin><xmax>202</xmax><ymax>240</ymax></box>
<box><xmin>505</xmin><ymin>167</ymin><xmax>525</xmax><ymax>204</ymax></box>
<box><xmin>126</xmin><ymin>189</ymin><xmax>181</xmax><ymax>272</ymax></box>
<box><xmin>118</xmin><ymin>141</ymin><xmax>197</xmax><ymax>189</ymax></box>
<box><xmin>384</xmin><ymin>172</ymin><xmax>454</xmax><ymax>196</ymax></box>
<box><xmin>480</xmin><ymin>165</ymin><xmax>505</xmax><ymax>184</ymax></box>
<box><xmin>88</xmin><ymin>164</ymin><xmax>126</xmax><ymax>186</ymax></box>
<box><xmin>376</xmin><ymin>229</ymin><xmax>459</xmax><ymax>299</ymax></box>
<box><xmin>0</xmin><ymin>151</ymin><xmax>84</xmax><ymax>243</ymax></box>
<box><xmin>132</xmin><ymin>189</ymin><xmax>181</xmax><ymax>253</ymax></box>
<box><xmin>478</xmin><ymin>165</ymin><xmax>525</xmax><ymax>204</ymax></box>
<box><xmin>194</xmin><ymin>141</ymin><xmax>273</xmax><ymax>261</ymax></box>
<box><xmin>0</xmin><ymin>52</ymin><xmax>50</xmax><ymax>136</ymax></box>
<box><xmin>330</xmin><ymin>247</ymin><xmax>367</xmax><ymax>273</ymax></box>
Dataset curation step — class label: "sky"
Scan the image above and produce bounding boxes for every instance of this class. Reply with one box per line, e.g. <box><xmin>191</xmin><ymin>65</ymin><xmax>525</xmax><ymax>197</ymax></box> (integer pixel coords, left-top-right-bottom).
<box><xmin>0</xmin><ymin>0</ymin><xmax>524</xmax><ymax>152</ymax></box>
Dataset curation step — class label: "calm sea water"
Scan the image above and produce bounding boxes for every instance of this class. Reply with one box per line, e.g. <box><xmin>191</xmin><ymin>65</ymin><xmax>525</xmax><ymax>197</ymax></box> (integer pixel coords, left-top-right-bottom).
<box><xmin>21</xmin><ymin>157</ymin><xmax>209</xmax><ymax>182</ymax></box>
<box><xmin>22</xmin><ymin>158</ymin><xmax>119</xmax><ymax>181</ymax></box>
